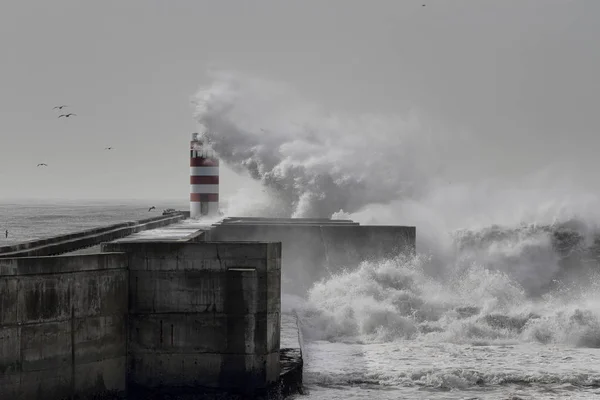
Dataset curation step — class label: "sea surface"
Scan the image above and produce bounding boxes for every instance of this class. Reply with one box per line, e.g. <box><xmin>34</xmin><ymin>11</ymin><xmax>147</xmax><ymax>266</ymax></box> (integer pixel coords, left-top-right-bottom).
<box><xmin>2</xmin><ymin>200</ymin><xmax>600</xmax><ymax>399</ymax></box>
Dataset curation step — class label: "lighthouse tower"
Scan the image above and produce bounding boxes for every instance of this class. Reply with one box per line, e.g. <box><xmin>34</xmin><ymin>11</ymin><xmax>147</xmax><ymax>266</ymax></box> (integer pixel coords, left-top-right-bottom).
<box><xmin>190</xmin><ymin>133</ymin><xmax>219</xmax><ymax>218</ymax></box>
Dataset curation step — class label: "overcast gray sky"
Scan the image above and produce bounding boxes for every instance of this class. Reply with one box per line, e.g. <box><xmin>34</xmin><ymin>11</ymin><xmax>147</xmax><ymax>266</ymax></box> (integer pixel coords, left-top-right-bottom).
<box><xmin>1</xmin><ymin>0</ymin><xmax>599</xmax><ymax>201</ymax></box>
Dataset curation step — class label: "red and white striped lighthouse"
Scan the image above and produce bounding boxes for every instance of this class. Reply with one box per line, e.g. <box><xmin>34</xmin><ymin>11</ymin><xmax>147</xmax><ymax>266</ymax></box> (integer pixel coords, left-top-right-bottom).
<box><xmin>190</xmin><ymin>132</ymin><xmax>219</xmax><ymax>218</ymax></box>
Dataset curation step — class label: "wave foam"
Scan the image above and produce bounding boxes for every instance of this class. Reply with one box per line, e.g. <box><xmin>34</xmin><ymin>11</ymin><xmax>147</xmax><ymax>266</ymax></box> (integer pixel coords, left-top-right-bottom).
<box><xmin>192</xmin><ymin>71</ymin><xmax>600</xmax><ymax>349</ymax></box>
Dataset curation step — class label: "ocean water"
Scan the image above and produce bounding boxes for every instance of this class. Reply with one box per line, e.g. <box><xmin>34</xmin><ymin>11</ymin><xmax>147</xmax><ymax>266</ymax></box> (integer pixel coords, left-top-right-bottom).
<box><xmin>290</xmin><ymin>251</ymin><xmax>600</xmax><ymax>400</ymax></box>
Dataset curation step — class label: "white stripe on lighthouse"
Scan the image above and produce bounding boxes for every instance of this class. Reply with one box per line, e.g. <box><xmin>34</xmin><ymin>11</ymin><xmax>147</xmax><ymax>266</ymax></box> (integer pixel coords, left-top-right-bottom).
<box><xmin>190</xmin><ymin>184</ymin><xmax>220</xmax><ymax>194</ymax></box>
<box><xmin>190</xmin><ymin>166</ymin><xmax>220</xmax><ymax>176</ymax></box>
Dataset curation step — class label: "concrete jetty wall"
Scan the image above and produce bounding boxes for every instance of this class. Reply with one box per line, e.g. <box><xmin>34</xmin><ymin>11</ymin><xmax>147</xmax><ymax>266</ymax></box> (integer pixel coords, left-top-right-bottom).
<box><xmin>279</xmin><ymin>313</ymin><xmax>304</xmax><ymax>396</ymax></box>
<box><xmin>0</xmin><ymin>213</ymin><xmax>186</xmax><ymax>258</ymax></box>
<box><xmin>101</xmin><ymin>241</ymin><xmax>282</xmax><ymax>396</ymax></box>
<box><xmin>0</xmin><ymin>253</ymin><xmax>128</xmax><ymax>400</ymax></box>
<box><xmin>1</xmin><ymin>215</ymin><xmax>412</xmax><ymax>397</ymax></box>
<box><xmin>207</xmin><ymin>221</ymin><xmax>416</xmax><ymax>295</ymax></box>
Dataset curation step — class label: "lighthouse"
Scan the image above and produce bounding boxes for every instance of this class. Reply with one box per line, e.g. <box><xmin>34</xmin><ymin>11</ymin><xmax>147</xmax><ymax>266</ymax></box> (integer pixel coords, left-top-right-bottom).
<box><xmin>190</xmin><ymin>132</ymin><xmax>219</xmax><ymax>218</ymax></box>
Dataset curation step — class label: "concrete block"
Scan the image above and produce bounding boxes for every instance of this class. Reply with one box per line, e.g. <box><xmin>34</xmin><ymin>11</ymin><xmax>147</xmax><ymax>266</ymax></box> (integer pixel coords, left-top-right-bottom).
<box><xmin>128</xmin><ymin>352</ymin><xmax>222</xmax><ymax>388</ymax></box>
<box><xmin>267</xmin><ymin>256</ymin><xmax>281</xmax><ymax>271</ymax></box>
<box><xmin>219</xmin><ymin>352</ymin><xmax>280</xmax><ymax>391</ymax></box>
<box><xmin>129</xmin><ymin>254</ymin><xmax>271</xmax><ymax>272</ymax></box>
<box><xmin>20</xmin><ymin>320</ymin><xmax>72</xmax><ymax>372</ymax></box>
<box><xmin>129</xmin><ymin>314</ymin><xmax>227</xmax><ymax>354</ymax></box>
<box><xmin>216</xmin><ymin>243</ymin><xmax>270</xmax><ymax>261</ymax></box>
<box><xmin>266</xmin><ymin>312</ymin><xmax>281</xmax><ymax>353</ymax></box>
<box><xmin>224</xmin><ymin>315</ymin><xmax>258</xmax><ymax>355</ymax></box>
<box><xmin>0</xmin><ymin>326</ymin><xmax>20</xmax><ymax>375</ymax></box>
<box><xmin>129</xmin><ymin>269</ymin><xmax>279</xmax><ymax>314</ymax></box>
<box><xmin>0</xmin><ymin>253</ymin><xmax>129</xmax><ymax>399</ymax></box>
<box><xmin>234</xmin><ymin>312</ymin><xmax>279</xmax><ymax>355</ymax></box>
<box><xmin>214</xmin><ymin>258</ymin><xmax>269</xmax><ymax>272</ymax></box>
<box><xmin>17</xmin><ymin>268</ymin><xmax>128</xmax><ymax>324</ymax></box>
<box><xmin>261</xmin><ymin>270</ymin><xmax>281</xmax><ymax>314</ymax></box>
<box><xmin>0</xmin><ymin>277</ymin><xmax>19</xmax><ymax>325</ymax></box>
<box><xmin>267</xmin><ymin>243</ymin><xmax>281</xmax><ymax>263</ymax></box>
<box><xmin>123</xmin><ymin>252</ymin><xmax>147</xmax><ymax>271</ymax></box>
<box><xmin>102</xmin><ymin>242</ymin><xmax>182</xmax><ymax>258</ymax></box>
<box><xmin>18</xmin><ymin>275</ymin><xmax>71</xmax><ymax>323</ymax></box>
<box><xmin>145</xmin><ymin>256</ymin><xmax>180</xmax><ymax>271</ymax></box>
<box><xmin>0</xmin><ymin>253</ymin><xmax>127</xmax><ymax>276</ymax></box>
<box><xmin>178</xmin><ymin>243</ymin><xmax>219</xmax><ymax>260</ymax></box>
<box><xmin>18</xmin><ymin>366</ymin><xmax>73</xmax><ymax>400</ymax></box>
<box><xmin>71</xmin><ymin>270</ymin><xmax>128</xmax><ymax>318</ymax></box>
<box><xmin>225</xmin><ymin>268</ymin><xmax>257</xmax><ymax>315</ymax></box>
<box><xmin>129</xmin><ymin>270</ymin><xmax>222</xmax><ymax>313</ymax></box>
<box><xmin>167</xmin><ymin>256</ymin><xmax>209</xmax><ymax>271</ymax></box>
<box><xmin>0</xmin><ymin>258</ymin><xmax>18</xmax><ymax>276</ymax></box>
<box><xmin>129</xmin><ymin>352</ymin><xmax>278</xmax><ymax>391</ymax></box>
<box><xmin>74</xmin><ymin>315</ymin><xmax>126</xmax><ymax>364</ymax></box>
<box><xmin>74</xmin><ymin>356</ymin><xmax>126</xmax><ymax>396</ymax></box>
<box><xmin>0</xmin><ymin>371</ymin><xmax>20</xmax><ymax>399</ymax></box>
<box><xmin>129</xmin><ymin>312</ymin><xmax>278</xmax><ymax>355</ymax></box>
<box><xmin>265</xmin><ymin>350</ymin><xmax>281</xmax><ymax>384</ymax></box>
<box><xmin>254</xmin><ymin>312</ymin><xmax>281</xmax><ymax>354</ymax></box>
<box><xmin>107</xmin><ymin>242</ymin><xmax>276</xmax><ymax>265</ymax></box>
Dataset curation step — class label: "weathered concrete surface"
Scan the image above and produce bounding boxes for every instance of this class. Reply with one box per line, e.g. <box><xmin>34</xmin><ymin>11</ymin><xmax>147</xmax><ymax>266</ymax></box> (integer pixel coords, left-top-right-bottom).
<box><xmin>279</xmin><ymin>313</ymin><xmax>304</xmax><ymax>396</ymax></box>
<box><xmin>0</xmin><ymin>213</ymin><xmax>186</xmax><ymax>258</ymax></box>
<box><xmin>207</xmin><ymin>219</ymin><xmax>416</xmax><ymax>296</ymax></box>
<box><xmin>124</xmin><ymin>313</ymin><xmax>304</xmax><ymax>400</ymax></box>
<box><xmin>108</xmin><ymin>219</ymin><xmax>213</xmax><ymax>243</ymax></box>
<box><xmin>101</xmin><ymin>241</ymin><xmax>281</xmax><ymax>396</ymax></box>
<box><xmin>0</xmin><ymin>253</ymin><xmax>128</xmax><ymax>400</ymax></box>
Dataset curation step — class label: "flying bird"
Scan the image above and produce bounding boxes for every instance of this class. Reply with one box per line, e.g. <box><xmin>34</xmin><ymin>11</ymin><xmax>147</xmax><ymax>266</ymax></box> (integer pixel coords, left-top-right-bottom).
<box><xmin>58</xmin><ymin>113</ymin><xmax>76</xmax><ymax>118</ymax></box>
<box><xmin>104</xmin><ymin>147</ymin><xmax>114</xmax><ymax>150</ymax></box>
<box><xmin>37</xmin><ymin>163</ymin><xmax>48</xmax><ymax>167</ymax></box>
<box><xmin>53</xmin><ymin>105</ymin><xmax>68</xmax><ymax>110</ymax></box>
<box><xmin>148</xmin><ymin>206</ymin><xmax>156</xmax><ymax>212</ymax></box>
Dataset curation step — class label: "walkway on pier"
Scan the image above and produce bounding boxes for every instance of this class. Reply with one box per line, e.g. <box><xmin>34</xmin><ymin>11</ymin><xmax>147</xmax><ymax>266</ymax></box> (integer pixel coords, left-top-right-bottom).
<box><xmin>0</xmin><ymin>213</ymin><xmax>188</xmax><ymax>258</ymax></box>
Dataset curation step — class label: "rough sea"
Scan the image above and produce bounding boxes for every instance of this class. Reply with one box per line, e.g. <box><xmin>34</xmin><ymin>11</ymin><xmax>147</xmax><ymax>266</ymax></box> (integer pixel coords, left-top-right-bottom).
<box><xmin>192</xmin><ymin>72</ymin><xmax>600</xmax><ymax>400</ymax></box>
<box><xmin>3</xmin><ymin>200</ymin><xmax>600</xmax><ymax>400</ymax></box>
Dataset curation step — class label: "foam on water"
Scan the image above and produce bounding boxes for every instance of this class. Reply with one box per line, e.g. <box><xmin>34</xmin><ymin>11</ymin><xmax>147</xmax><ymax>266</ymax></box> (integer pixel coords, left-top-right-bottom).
<box><xmin>192</xmin><ymin>71</ymin><xmax>600</xmax><ymax>398</ymax></box>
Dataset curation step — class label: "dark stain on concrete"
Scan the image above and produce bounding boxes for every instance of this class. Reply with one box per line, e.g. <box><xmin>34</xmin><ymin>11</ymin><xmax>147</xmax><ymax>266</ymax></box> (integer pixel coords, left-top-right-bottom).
<box><xmin>25</xmin><ymin>279</ymin><xmax>63</xmax><ymax>321</ymax></box>
<box><xmin>220</xmin><ymin>268</ymin><xmax>261</xmax><ymax>394</ymax></box>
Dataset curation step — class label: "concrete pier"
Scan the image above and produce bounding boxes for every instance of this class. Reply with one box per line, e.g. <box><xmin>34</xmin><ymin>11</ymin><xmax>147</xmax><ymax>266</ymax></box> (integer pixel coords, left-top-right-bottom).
<box><xmin>0</xmin><ymin>214</ymin><xmax>416</xmax><ymax>398</ymax></box>
<box><xmin>0</xmin><ymin>253</ymin><xmax>128</xmax><ymax>399</ymax></box>
<box><xmin>101</xmin><ymin>240</ymin><xmax>282</xmax><ymax>396</ymax></box>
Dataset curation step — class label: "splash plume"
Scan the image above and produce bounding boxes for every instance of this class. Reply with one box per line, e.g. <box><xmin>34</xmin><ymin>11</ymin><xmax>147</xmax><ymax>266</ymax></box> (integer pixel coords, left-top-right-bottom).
<box><xmin>192</xmin><ymin>70</ymin><xmax>449</xmax><ymax>218</ymax></box>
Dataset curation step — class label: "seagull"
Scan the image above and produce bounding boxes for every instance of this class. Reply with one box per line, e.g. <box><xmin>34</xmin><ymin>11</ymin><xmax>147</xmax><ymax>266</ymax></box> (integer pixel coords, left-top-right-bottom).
<box><xmin>37</xmin><ymin>163</ymin><xmax>48</xmax><ymax>167</ymax></box>
<box><xmin>148</xmin><ymin>206</ymin><xmax>156</xmax><ymax>212</ymax></box>
<box><xmin>58</xmin><ymin>113</ymin><xmax>76</xmax><ymax>118</ymax></box>
<box><xmin>53</xmin><ymin>105</ymin><xmax>68</xmax><ymax>110</ymax></box>
<box><xmin>104</xmin><ymin>147</ymin><xmax>114</xmax><ymax>150</ymax></box>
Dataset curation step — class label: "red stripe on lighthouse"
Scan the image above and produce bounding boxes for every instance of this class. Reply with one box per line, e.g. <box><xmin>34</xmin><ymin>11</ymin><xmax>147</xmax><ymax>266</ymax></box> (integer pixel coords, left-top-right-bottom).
<box><xmin>190</xmin><ymin>176</ymin><xmax>219</xmax><ymax>185</ymax></box>
<box><xmin>190</xmin><ymin>193</ymin><xmax>219</xmax><ymax>202</ymax></box>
